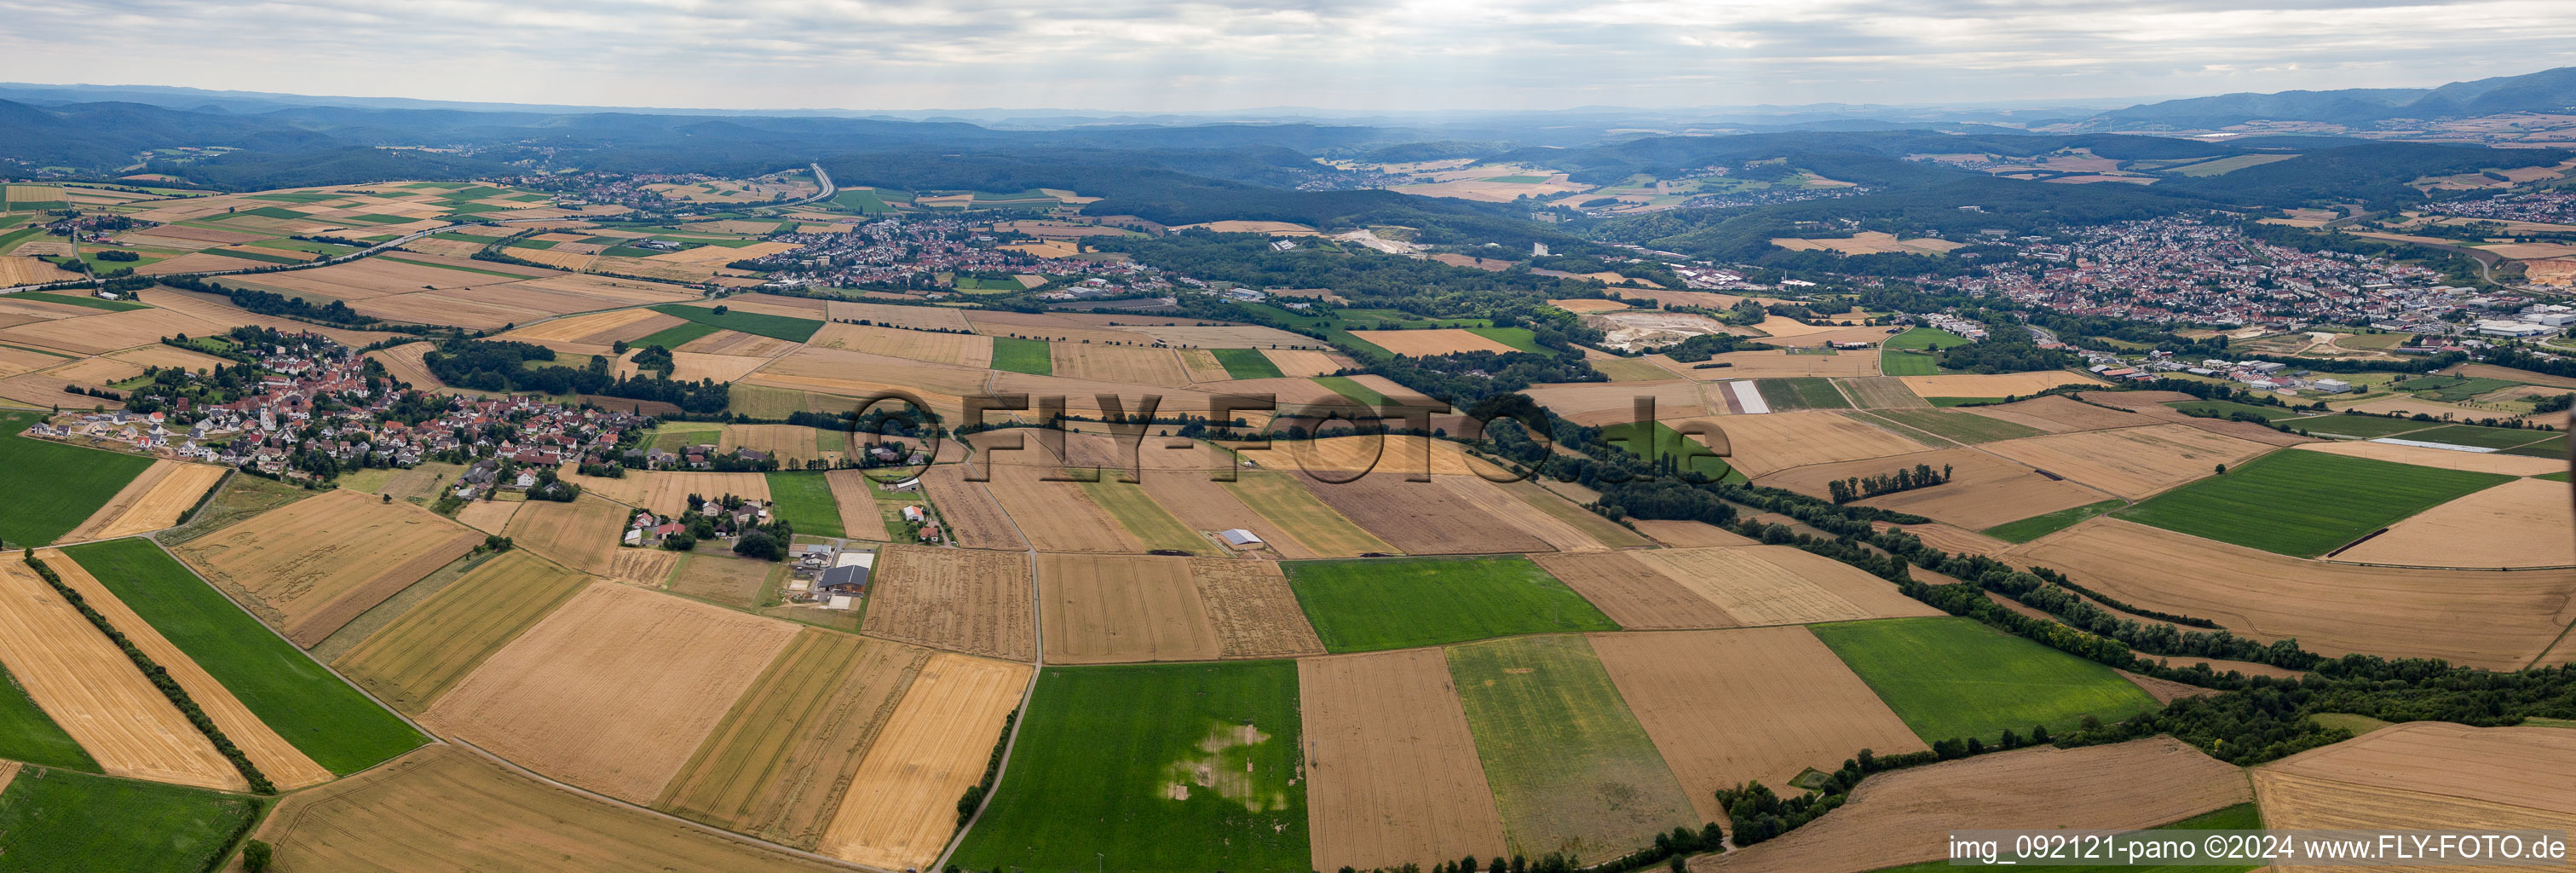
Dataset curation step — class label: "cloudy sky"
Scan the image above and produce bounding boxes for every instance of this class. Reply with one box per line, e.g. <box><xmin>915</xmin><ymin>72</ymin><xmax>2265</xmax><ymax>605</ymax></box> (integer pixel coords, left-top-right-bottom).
<box><xmin>2</xmin><ymin>0</ymin><xmax>2571</xmax><ymax>112</ymax></box>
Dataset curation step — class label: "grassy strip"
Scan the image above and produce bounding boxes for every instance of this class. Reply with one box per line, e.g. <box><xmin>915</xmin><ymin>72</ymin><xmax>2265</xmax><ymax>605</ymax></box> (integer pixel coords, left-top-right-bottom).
<box><xmin>19</xmin><ymin>552</ymin><xmax>272</xmax><ymax>793</ymax></box>
<box><xmin>631</xmin><ymin>321</ymin><xmax>721</xmax><ymax>350</ymax></box>
<box><xmin>62</xmin><ymin>540</ymin><xmax>426</xmax><ymax>775</ymax></box>
<box><xmin>1285</xmin><ymin>556</ymin><xmax>1616</xmax><ymax>652</ymax></box>
<box><xmin>14</xmin><ymin>291</ymin><xmax>148</xmax><ymax>311</ymax></box>
<box><xmin>1980</xmin><ymin>500</ymin><xmax>2125</xmax><ymax>543</ymax></box>
<box><xmin>1212</xmin><ymin>348</ymin><xmax>1285</xmax><ymax>379</ymax></box>
<box><xmin>988</xmin><ymin>337</ymin><xmax>1053</xmax><ymax>375</ymax></box>
<box><xmin>647</xmin><ymin>304</ymin><xmax>824</xmax><ymax>343</ymax></box>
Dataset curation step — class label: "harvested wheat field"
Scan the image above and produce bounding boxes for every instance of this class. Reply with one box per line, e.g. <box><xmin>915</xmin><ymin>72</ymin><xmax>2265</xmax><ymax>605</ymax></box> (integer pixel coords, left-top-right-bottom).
<box><xmin>1303</xmin><ymin>475</ymin><xmax>1553</xmax><ymax>555</ymax></box>
<box><xmin>1895</xmin><ymin>523</ymin><xmax>2014</xmax><ymax>557</ymax></box>
<box><xmin>1626</xmin><ymin>520</ymin><xmax>1753</xmax><ymax>548</ymax></box>
<box><xmin>1223</xmin><ymin>470</ymin><xmax>1397</xmax><ymax>558</ymax></box>
<box><xmin>2337</xmin><ymin>477</ymin><xmax>2574</xmax><ymax>568</ymax></box>
<box><xmin>2010</xmin><ymin>519</ymin><xmax>2576</xmax><ymax>669</ymax></box>
<box><xmin>1896</xmin><ymin>372</ymin><xmax>2106</xmax><ymax>397</ymax></box>
<box><xmin>0</xmin><ymin>256</ymin><xmax>77</xmax><ymax>286</ymax></box>
<box><xmin>452</xmin><ymin>500</ymin><xmax>520</xmax><ymax>534</ymax></box>
<box><xmin>862</xmin><ymin>545</ymin><xmax>1035</xmax><ymax>661</ymax></box>
<box><xmin>1133</xmin><ymin>470</ymin><xmax>1315</xmax><ymax>558</ymax></box>
<box><xmin>501</xmin><ymin>495</ymin><xmax>627</xmax><ymax>575</ymax></box>
<box><xmin>1688</xmin><ymin>349</ymin><xmax>1878</xmax><ymax>379</ymax></box>
<box><xmin>658</xmin><ymin>630</ymin><xmax>931</xmax><ymax>848</ymax></box>
<box><xmin>818</xmin><ymin>653</ymin><xmax>1031</xmax><ymax>870</ymax></box>
<box><xmin>0</xmin><ymin>307</ymin><xmax>224</xmax><ymax>356</ymax></box>
<box><xmin>605</xmin><ymin>547</ymin><xmax>683</xmax><ymax>587</ymax></box>
<box><xmin>982</xmin><ymin>462</ymin><xmax>1138</xmax><ymax>553</ymax></box>
<box><xmin>1630</xmin><ymin>546</ymin><xmax>1943</xmax><ymax>627</ymax></box>
<box><xmin>1262</xmin><ymin>348</ymin><xmax>1346</xmax><ymax>378</ymax></box>
<box><xmin>1698</xmin><ymin>737</ymin><xmax>2250</xmax><ymax>873</ymax></box>
<box><xmin>1594</xmin><ymin>627</ymin><xmax>1928</xmax><ymax>823</ymax></box>
<box><xmin>38</xmin><ymin>353</ymin><xmax>147</xmax><ymax>386</ymax></box>
<box><xmin>1349</xmin><ymin>328</ymin><xmax>1518</xmax><ymax>356</ymax></box>
<box><xmin>674</xmin><ymin>329</ymin><xmax>798</xmax><ymax>359</ymax></box>
<box><xmin>822</xmin><ymin>470</ymin><xmax>895</xmax><ymax>541</ymax></box>
<box><xmin>826</xmin><ymin>300</ymin><xmax>973</xmax><ymax>331</ymax></box>
<box><xmin>1301</xmin><ymin>648</ymin><xmax>1509</xmax><ymax>871</ymax></box>
<box><xmin>62</xmin><ymin>460</ymin><xmax>226</xmax><ymax>541</ymax></box>
<box><xmin>38</xmin><ymin>550</ymin><xmax>333</xmax><ymax>789</ymax></box>
<box><xmin>1437</xmin><ymin>475</ymin><xmax>1608</xmax><ymax>552</ymax></box>
<box><xmin>720</xmin><ymin>424</ymin><xmax>824</xmax><ymax>465</ymax></box>
<box><xmin>2255</xmin><ymin>722</ymin><xmax>2576</xmax><ymax>862</ymax></box>
<box><xmin>0</xmin><ymin>561</ymin><xmax>244</xmax><ymax>789</ymax></box>
<box><xmin>1960</xmin><ymin>395</ymin><xmax>2153</xmax><ymax>432</ymax></box>
<box><xmin>1532</xmin><ymin>552</ymin><xmax>1742</xmax><ymax>630</ymax></box>
<box><xmin>805</xmin><ymin>321</ymin><xmax>993</xmax><ymax>367</ymax></box>
<box><xmin>505</xmin><ymin>308</ymin><xmax>668</xmax><ymax>342</ymax></box>
<box><xmin>1984</xmin><ymin>425</ymin><xmax>2276</xmax><ymax>499</ymax></box>
<box><xmin>1040</xmin><ymin>553</ymin><xmax>1223</xmax><ymax>664</ymax></box>
<box><xmin>1272</xmin><ymin>434</ymin><xmax>1495</xmax><ymax>479</ymax></box>
<box><xmin>1758</xmin><ymin>448</ymin><xmax>2107</xmax><ymax>530</ymax></box>
<box><xmin>254</xmin><ymin>745</ymin><xmax>856</xmax><ymax>873</ymax></box>
<box><xmin>331</xmin><ymin>551</ymin><xmax>592</xmax><ymax>714</ymax></box>
<box><xmin>916</xmin><ymin>465</ymin><xmax>1027</xmax><ymax>550</ymax></box>
<box><xmin>2294</xmin><ymin>439</ymin><xmax>2565</xmax><ymax>476</ymax></box>
<box><xmin>1190</xmin><ymin>558</ymin><xmax>1327</xmax><ymax>658</ymax></box>
<box><xmin>174</xmin><ymin>489</ymin><xmax>481</xmax><ymax>646</ymax></box>
<box><xmin>426</xmin><ymin>583</ymin><xmax>798</xmax><ymax>801</ymax></box>
<box><xmin>1714</xmin><ymin>411</ymin><xmax>1928</xmax><ymax>477</ymax></box>
<box><xmin>1052</xmin><ymin>342</ymin><xmax>1189</xmax><ymax>386</ymax></box>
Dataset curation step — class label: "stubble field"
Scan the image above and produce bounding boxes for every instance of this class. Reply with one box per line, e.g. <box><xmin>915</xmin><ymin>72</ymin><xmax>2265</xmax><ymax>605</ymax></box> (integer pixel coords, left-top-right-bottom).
<box><xmin>1447</xmin><ymin>634</ymin><xmax>1697</xmax><ymax>861</ymax></box>
<box><xmin>818</xmin><ymin>652</ymin><xmax>1032</xmax><ymax>870</ymax></box>
<box><xmin>656</xmin><ymin>629</ymin><xmax>930</xmax><ymax>849</ymax></box>
<box><xmin>61</xmin><ymin>461</ymin><xmax>227</xmax><ymax>541</ymax></box>
<box><xmin>174</xmin><ymin>489</ymin><xmax>482</xmax><ymax>646</ymax></box>
<box><xmin>1300</xmin><ymin>648</ymin><xmax>1509</xmax><ymax>871</ymax></box>
<box><xmin>0</xmin><ymin>561</ymin><xmax>241</xmax><ymax>789</ymax></box>
<box><xmin>331</xmin><ymin>550</ymin><xmax>591</xmax><ymax>714</ymax></box>
<box><xmin>861</xmin><ymin>545</ymin><xmax>1036</xmax><ymax>661</ymax></box>
<box><xmin>501</xmin><ymin>494</ymin><xmax>629</xmax><ymax>575</ymax></box>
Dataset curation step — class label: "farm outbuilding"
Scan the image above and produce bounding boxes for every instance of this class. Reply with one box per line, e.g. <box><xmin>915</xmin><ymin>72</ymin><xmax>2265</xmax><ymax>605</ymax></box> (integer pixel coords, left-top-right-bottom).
<box><xmin>1218</xmin><ymin>528</ymin><xmax>1265</xmax><ymax>548</ymax></box>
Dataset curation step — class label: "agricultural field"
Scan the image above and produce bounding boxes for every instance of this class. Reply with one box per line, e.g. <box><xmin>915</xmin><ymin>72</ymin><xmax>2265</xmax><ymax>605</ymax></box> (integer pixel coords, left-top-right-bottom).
<box><xmin>916</xmin><ymin>465</ymin><xmax>1027</xmax><ymax>550</ymax></box>
<box><xmin>1040</xmin><ymin>554</ymin><xmax>1223</xmax><ymax>663</ymax></box>
<box><xmin>2254</xmin><ymin>722</ymin><xmax>2576</xmax><ymax>840</ymax></box>
<box><xmin>0</xmin><ymin>766</ymin><xmax>263</xmax><ymax>873</ymax></box>
<box><xmin>1982</xmin><ymin>425</ymin><xmax>2275</xmax><ymax>499</ymax></box>
<box><xmin>1286</xmin><ymin>556</ymin><xmax>1617</xmax><ymax>652</ymax></box>
<box><xmin>2337</xmin><ymin>477</ymin><xmax>2573</xmax><ymax>568</ymax></box>
<box><xmin>1712</xmin><ymin>737</ymin><xmax>2251</xmax><ymax>873</ymax></box>
<box><xmin>950</xmin><ymin>661</ymin><xmax>1309</xmax><ymax>873</ymax></box>
<box><xmin>1627</xmin><ymin>546</ymin><xmax>1943</xmax><ymax>627</ymax></box>
<box><xmin>1864</xmin><ymin>408</ymin><xmax>2048</xmax><ymax>444</ymax></box>
<box><xmin>657</xmin><ymin>630</ymin><xmax>929</xmax><ymax>849</ymax></box>
<box><xmin>60</xmin><ymin>460</ymin><xmax>228</xmax><ymax>541</ymax></box>
<box><xmin>2115</xmin><ymin>449</ymin><xmax>2514</xmax><ymax>557</ymax></box>
<box><xmin>862</xmin><ymin>545</ymin><xmax>1036</xmax><ymax>660</ymax></box>
<box><xmin>765</xmin><ymin>471</ymin><xmax>845</xmax><ymax>538</ymax></box>
<box><xmin>173</xmin><ymin>489</ymin><xmax>482</xmax><ymax>646</ymax></box>
<box><xmin>502</xmin><ymin>494</ymin><xmax>629</xmax><ymax>575</ymax></box>
<box><xmin>1812</xmin><ymin>616</ymin><xmax>2160</xmax><ymax>743</ymax></box>
<box><xmin>424</xmin><ymin>583</ymin><xmax>798</xmax><ymax>801</ymax></box>
<box><xmin>1981</xmin><ymin>500</ymin><xmax>2125</xmax><ymax>543</ymax></box>
<box><xmin>0</xmin><ymin>664</ymin><xmax>95</xmax><ymax>772</ymax></box>
<box><xmin>1221</xmin><ymin>471</ymin><xmax>1399</xmax><ymax>556</ymax></box>
<box><xmin>0</xmin><ymin>560</ymin><xmax>241</xmax><ymax>789</ymax></box>
<box><xmin>1756</xmin><ymin>448</ymin><xmax>2106</xmax><ymax>531</ymax></box>
<box><xmin>1714</xmin><ymin>411</ymin><xmax>1929</xmax><ymax>477</ymax></box>
<box><xmin>1755</xmin><ymin>376</ymin><xmax>1853</xmax><ymax>410</ymax></box>
<box><xmin>819</xmin><ymin>653</ymin><xmax>1030</xmax><ymax>870</ymax></box>
<box><xmin>1300</xmin><ymin>649</ymin><xmax>1508</xmax><ymax>871</ymax></box>
<box><xmin>988</xmin><ymin>336</ymin><xmax>1053</xmax><ymax>374</ymax></box>
<box><xmin>0</xmin><ymin>411</ymin><xmax>158</xmax><ymax>546</ymax></box>
<box><xmin>331</xmin><ymin>550</ymin><xmax>591</xmax><ymax>714</ymax></box>
<box><xmin>1598</xmin><ymin>419</ymin><xmax>1737</xmax><ymax>479</ymax></box>
<box><xmin>61</xmin><ymin>540</ymin><xmax>425</xmax><ymax>777</ymax></box>
<box><xmin>1530</xmin><ymin>552</ymin><xmax>1742</xmax><ymax>629</ymax></box>
<box><xmin>253</xmin><ymin>745</ymin><xmax>857</xmax><ymax>873</ymax></box>
<box><xmin>648</xmin><ymin>303</ymin><xmax>825</xmax><ymax>343</ymax></box>
<box><xmin>1213</xmin><ymin>347</ymin><xmax>1286</xmax><ymax>379</ymax></box>
<box><xmin>1591</xmin><ymin>628</ymin><xmax>1929</xmax><ymax>823</ymax></box>
<box><xmin>1446</xmin><ymin>634</ymin><xmax>1698</xmax><ymax>859</ymax></box>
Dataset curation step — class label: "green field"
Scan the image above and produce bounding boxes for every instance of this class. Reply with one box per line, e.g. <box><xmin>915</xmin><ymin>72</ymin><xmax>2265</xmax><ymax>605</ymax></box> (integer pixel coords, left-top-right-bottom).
<box><xmin>1078</xmin><ymin>479</ymin><xmax>1213</xmax><ymax>554</ymax></box>
<box><xmin>0</xmin><ymin>665</ymin><xmax>96</xmax><ymax>772</ymax></box>
<box><xmin>2295</xmin><ymin>413</ymin><xmax>2444</xmax><ymax>439</ymax></box>
<box><xmin>1467</xmin><ymin>326</ymin><xmax>1546</xmax><ymax>353</ymax></box>
<box><xmin>2400</xmin><ymin>424</ymin><xmax>2556</xmax><ymax>450</ymax></box>
<box><xmin>1813</xmin><ymin>617</ymin><xmax>2160</xmax><ymax>743</ymax></box>
<box><xmin>2115</xmin><ymin>450</ymin><xmax>2515</xmax><ymax>557</ymax></box>
<box><xmin>2502</xmin><ymin>434</ymin><xmax>2569</xmax><ymax>458</ymax></box>
<box><xmin>1446</xmin><ymin>634</ymin><xmax>1698</xmax><ymax>859</ymax></box>
<box><xmin>988</xmin><ymin>337</ymin><xmax>1053</xmax><ymax>375</ymax></box>
<box><xmin>210</xmin><ymin>205</ymin><xmax>309</xmax><ymax>221</ymax></box>
<box><xmin>1311</xmin><ymin>374</ymin><xmax>1392</xmax><ymax>408</ymax></box>
<box><xmin>1211</xmin><ymin>348</ymin><xmax>1285</xmax><ymax>379</ymax></box>
<box><xmin>1868</xmin><ymin>408</ymin><xmax>2046</xmax><ymax>444</ymax></box>
<box><xmin>62</xmin><ymin>540</ymin><xmax>428</xmax><ymax>774</ymax></box>
<box><xmin>827</xmin><ymin>189</ymin><xmax>896</xmax><ymax>213</ymax></box>
<box><xmin>1284</xmin><ymin>556</ymin><xmax>1617</xmax><ymax>652</ymax></box>
<box><xmin>1980</xmin><ymin>500</ymin><xmax>2125</xmax><ymax>544</ymax></box>
<box><xmin>1865</xmin><ymin>803</ymin><xmax>2263</xmax><ymax>873</ymax></box>
<box><xmin>631</xmin><ymin>320</ymin><xmax>722</xmax><ymax>350</ymax></box>
<box><xmin>764</xmin><ymin>471</ymin><xmax>844</xmax><ymax>538</ymax></box>
<box><xmin>1927</xmin><ymin>396</ymin><xmax>2008</xmax><ymax>407</ymax></box>
<box><xmin>2165</xmin><ymin>400</ymin><xmax>2309</xmax><ymax>421</ymax></box>
<box><xmin>647</xmin><ymin>304</ymin><xmax>824</xmax><ymax>343</ymax></box>
<box><xmin>1598</xmin><ymin>419</ymin><xmax>1738</xmax><ymax>479</ymax></box>
<box><xmin>1879</xmin><ymin>350</ymin><xmax>1942</xmax><ymax>376</ymax></box>
<box><xmin>1756</xmin><ymin>377</ymin><xmax>1852</xmax><ymax>410</ymax></box>
<box><xmin>2394</xmin><ymin>374</ymin><xmax>2521</xmax><ymax>402</ymax></box>
<box><xmin>13</xmin><ymin>291</ymin><xmax>148</xmax><ymax>312</ymax></box>
<box><xmin>950</xmin><ymin>662</ymin><xmax>1307</xmax><ymax>873</ymax></box>
<box><xmin>0</xmin><ymin>413</ymin><xmax>158</xmax><ymax>547</ymax></box>
<box><xmin>0</xmin><ymin>766</ymin><xmax>262</xmax><ymax>873</ymax></box>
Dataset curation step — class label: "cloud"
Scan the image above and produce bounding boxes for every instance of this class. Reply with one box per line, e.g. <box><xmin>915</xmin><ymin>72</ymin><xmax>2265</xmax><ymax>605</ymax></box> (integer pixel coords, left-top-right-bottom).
<box><xmin>0</xmin><ymin>0</ymin><xmax>2567</xmax><ymax>110</ymax></box>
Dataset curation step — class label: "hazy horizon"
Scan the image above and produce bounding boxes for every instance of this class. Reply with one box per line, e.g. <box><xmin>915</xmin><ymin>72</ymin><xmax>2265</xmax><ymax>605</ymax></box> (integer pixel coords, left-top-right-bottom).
<box><xmin>2</xmin><ymin>0</ymin><xmax>2570</xmax><ymax>113</ymax></box>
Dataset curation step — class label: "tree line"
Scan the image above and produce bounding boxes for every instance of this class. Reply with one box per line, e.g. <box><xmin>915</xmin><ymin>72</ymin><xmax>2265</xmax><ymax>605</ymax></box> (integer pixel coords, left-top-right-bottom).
<box><xmin>1827</xmin><ymin>463</ymin><xmax>1950</xmax><ymax>504</ymax></box>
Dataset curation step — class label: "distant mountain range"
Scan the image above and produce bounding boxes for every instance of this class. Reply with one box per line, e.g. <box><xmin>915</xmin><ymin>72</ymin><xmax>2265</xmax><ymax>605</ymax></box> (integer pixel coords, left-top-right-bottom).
<box><xmin>2084</xmin><ymin>67</ymin><xmax>2576</xmax><ymax>130</ymax></box>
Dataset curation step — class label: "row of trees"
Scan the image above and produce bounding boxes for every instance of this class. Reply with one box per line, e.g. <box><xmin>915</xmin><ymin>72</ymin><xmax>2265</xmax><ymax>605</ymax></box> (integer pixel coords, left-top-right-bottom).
<box><xmin>1826</xmin><ymin>463</ymin><xmax>1951</xmax><ymax>504</ymax></box>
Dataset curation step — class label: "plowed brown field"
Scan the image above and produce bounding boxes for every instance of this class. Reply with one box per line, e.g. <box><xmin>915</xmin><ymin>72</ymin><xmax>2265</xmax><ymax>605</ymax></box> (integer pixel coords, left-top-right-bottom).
<box><xmin>819</xmin><ymin>653</ymin><xmax>1031</xmax><ymax>870</ymax></box>
<box><xmin>862</xmin><ymin>546</ymin><xmax>1035</xmax><ymax>661</ymax></box>
<box><xmin>62</xmin><ymin>460</ymin><xmax>227</xmax><ymax>541</ymax></box>
<box><xmin>1436</xmin><ymin>475</ymin><xmax>1605</xmax><ymax>552</ymax></box>
<box><xmin>2009</xmin><ymin>519</ymin><xmax>2576</xmax><ymax>669</ymax></box>
<box><xmin>1593</xmin><ymin>628</ymin><xmax>1928</xmax><ymax>823</ymax></box>
<box><xmin>0</xmin><ymin>561</ymin><xmax>241</xmax><ymax>789</ymax></box>
<box><xmin>1699</xmin><ymin>737</ymin><xmax>2250</xmax><ymax>873</ymax></box>
<box><xmin>1301</xmin><ymin>648</ymin><xmax>1510</xmax><ymax>871</ymax></box>
<box><xmin>174</xmin><ymin>489</ymin><xmax>481</xmax><ymax>646</ymax></box>
<box><xmin>1302</xmin><ymin>475</ymin><xmax>1553</xmax><ymax>555</ymax></box>
<box><xmin>425</xmin><ymin>583</ymin><xmax>799</xmax><ymax>801</ymax></box>
<box><xmin>983</xmin><ymin>462</ymin><xmax>1138</xmax><ymax>553</ymax></box>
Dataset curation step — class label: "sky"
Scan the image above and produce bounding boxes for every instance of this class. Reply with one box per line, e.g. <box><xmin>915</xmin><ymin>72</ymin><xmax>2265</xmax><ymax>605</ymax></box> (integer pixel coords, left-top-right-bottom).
<box><xmin>2</xmin><ymin>0</ymin><xmax>2573</xmax><ymax>113</ymax></box>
